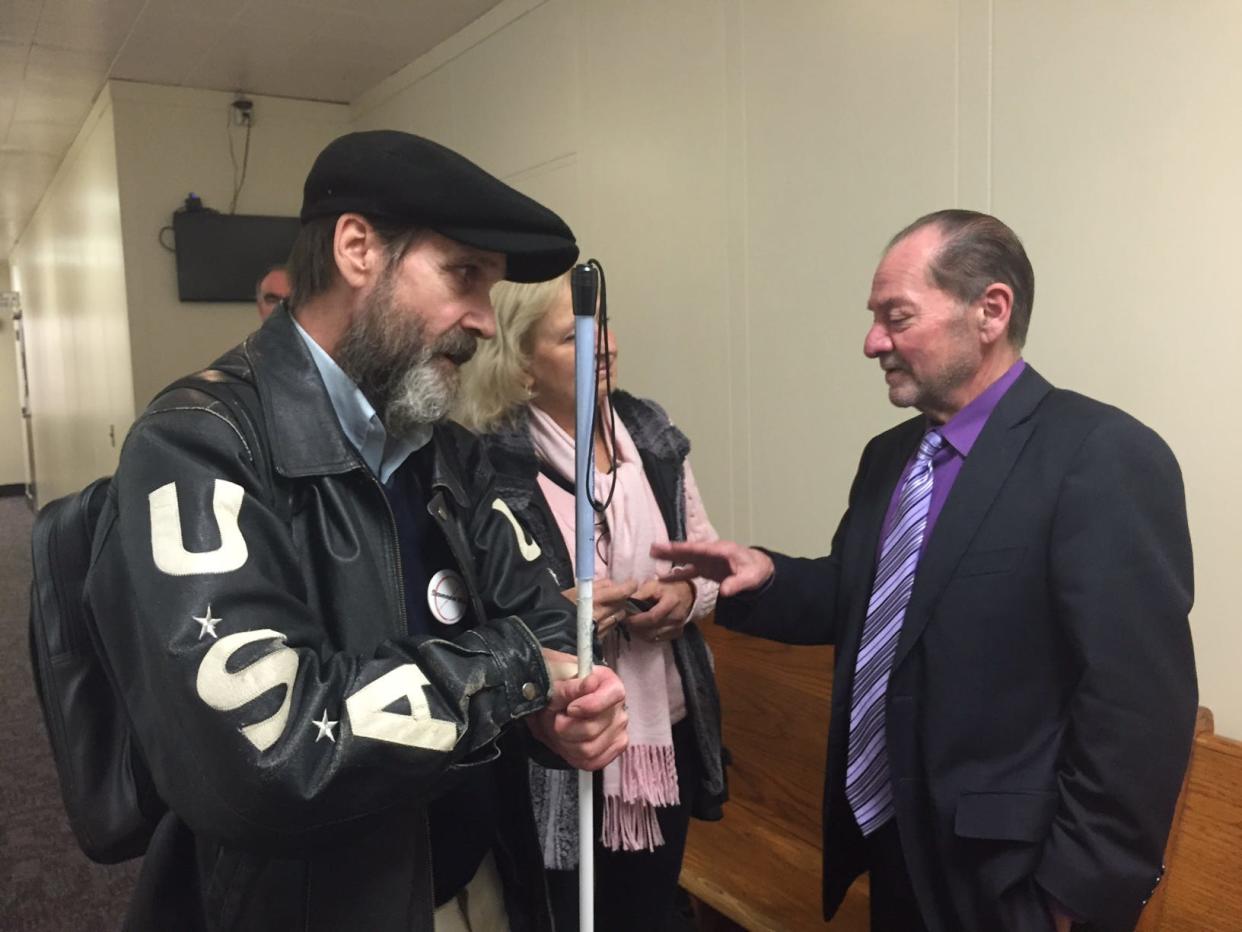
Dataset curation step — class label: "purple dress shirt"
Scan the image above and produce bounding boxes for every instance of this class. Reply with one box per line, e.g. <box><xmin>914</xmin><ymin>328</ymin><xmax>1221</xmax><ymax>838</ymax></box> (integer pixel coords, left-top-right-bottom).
<box><xmin>878</xmin><ymin>360</ymin><xmax>1027</xmax><ymax>560</ymax></box>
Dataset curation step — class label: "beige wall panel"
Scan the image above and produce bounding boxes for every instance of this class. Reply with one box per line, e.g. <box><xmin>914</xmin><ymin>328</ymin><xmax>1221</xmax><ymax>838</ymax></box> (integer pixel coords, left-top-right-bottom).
<box><xmin>739</xmin><ymin>0</ymin><xmax>960</xmax><ymax>554</ymax></box>
<box><xmin>352</xmin><ymin>65</ymin><xmax>462</xmax><ymax>147</ymax></box>
<box><xmin>571</xmin><ymin>0</ymin><xmax>733</xmax><ymax>532</ymax></box>
<box><xmin>10</xmin><ymin>90</ymin><xmax>133</xmax><ymax>505</ymax></box>
<box><xmin>449</xmin><ymin>0</ymin><xmax>576</xmax><ymax>180</ymax></box>
<box><xmin>109</xmin><ymin>82</ymin><xmax>349</xmax><ymax>412</ymax></box>
<box><xmin>0</xmin><ymin>264</ymin><xmax>24</xmax><ymax>487</ymax></box>
<box><xmin>503</xmin><ymin>156</ymin><xmax>584</xmax><ymax>244</ymax></box>
<box><xmin>990</xmin><ymin>1</ymin><xmax>1242</xmax><ymax>734</ymax></box>
<box><xmin>355</xmin><ymin>2</ymin><xmax>583</xmax><ymax>244</ymax></box>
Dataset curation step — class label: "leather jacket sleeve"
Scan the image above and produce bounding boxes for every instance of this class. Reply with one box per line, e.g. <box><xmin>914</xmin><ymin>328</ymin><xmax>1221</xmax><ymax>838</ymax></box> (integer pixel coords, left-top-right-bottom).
<box><xmin>435</xmin><ymin>421</ymin><xmax>579</xmax><ymax>656</ymax></box>
<box><xmin>87</xmin><ymin>397</ymin><xmax>556</xmax><ymax>855</ymax></box>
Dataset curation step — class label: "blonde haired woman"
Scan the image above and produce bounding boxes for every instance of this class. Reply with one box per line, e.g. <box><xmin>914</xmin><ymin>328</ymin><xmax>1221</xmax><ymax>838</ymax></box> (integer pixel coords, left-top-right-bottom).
<box><xmin>456</xmin><ymin>272</ymin><xmax>726</xmax><ymax>932</ymax></box>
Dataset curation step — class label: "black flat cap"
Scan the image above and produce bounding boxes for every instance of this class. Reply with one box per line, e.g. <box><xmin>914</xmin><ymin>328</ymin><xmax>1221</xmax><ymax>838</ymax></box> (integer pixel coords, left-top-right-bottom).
<box><xmin>300</xmin><ymin>130</ymin><xmax>578</xmax><ymax>283</ymax></box>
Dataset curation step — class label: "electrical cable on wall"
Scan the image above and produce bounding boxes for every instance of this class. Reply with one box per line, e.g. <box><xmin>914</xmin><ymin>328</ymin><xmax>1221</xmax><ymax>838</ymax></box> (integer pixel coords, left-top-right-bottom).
<box><xmin>227</xmin><ymin>97</ymin><xmax>254</xmax><ymax>214</ymax></box>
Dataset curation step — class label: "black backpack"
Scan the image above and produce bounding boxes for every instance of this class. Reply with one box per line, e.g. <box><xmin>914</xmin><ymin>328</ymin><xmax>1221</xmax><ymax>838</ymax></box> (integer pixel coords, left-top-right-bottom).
<box><xmin>29</xmin><ymin>476</ymin><xmax>165</xmax><ymax>862</ymax></box>
<box><xmin>29</xmin><ymin>372</ymin><xmax>278</xmax><ymax>863</ymax></box>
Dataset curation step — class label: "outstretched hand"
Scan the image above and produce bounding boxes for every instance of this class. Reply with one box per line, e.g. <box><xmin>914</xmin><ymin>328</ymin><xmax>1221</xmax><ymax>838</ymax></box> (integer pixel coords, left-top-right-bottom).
<box><xmin>650</xmin><ymin>540</ymin><xmax>775</xmax><ymax>598</ymax></box>
<box><xmin>528</xmin><ymin>650</ymin><xmax>628</xmax><ymax>771</ymax></box>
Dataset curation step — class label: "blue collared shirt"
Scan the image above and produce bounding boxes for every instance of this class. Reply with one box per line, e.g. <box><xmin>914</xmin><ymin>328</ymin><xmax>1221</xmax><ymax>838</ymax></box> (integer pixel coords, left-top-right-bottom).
<box><xmin>292</xmin><ymin>318</ymin><xmax>430</xmax><ymax>483</ymax></box>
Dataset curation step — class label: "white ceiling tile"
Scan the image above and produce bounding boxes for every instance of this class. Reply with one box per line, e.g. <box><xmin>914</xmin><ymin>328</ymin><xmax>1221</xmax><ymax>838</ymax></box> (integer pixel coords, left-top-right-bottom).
<box><xmin>259</xmin><ymin>0</ymin><xmax>359</xmax><ymax>15</ymax></box>
<box><xmin>228</xmin><ymin>0</ymin><xmax>328</xmax><ymax>37</ymax></box>
<box><xmin>111</xmin><ymin>0</ymin><xmax>250</xmax><ymax>86</ymax></box>
<box><xmin>0</xmin><ymin>38</ymin><xmax>29</xmax><ymax>62</ymax></box>
<box><xmin>13</xmin><ymin>88</ymin><xmax>93</xmax><ymax>130</ymax></box>
<box><xmin>0</xmin><ymin>55</ymin><xmax>25</xmax><ymax>92</ymax></box>
<box><xmin>27</xmin><ymin>40</ymin><xmax>113</xmax><ymax>74</ymax></box>
<box><xmin>161</xmin><ymin>0</ymin><xmax>252</xmax><ymax>21</ymax></box>
<box><xmin>40</xmin><ymin>0</ymin><xmax>141</xmax><ymax>17</ymax></box>
<box><xmin>3</xmin><ymin>119</ymin><xmax>80</xmax><ymax>156</ymax></box>
<box><xmin>180</xmin><ymin>5</ymin><xmax>324</xmax><ymax>96</ymax></box>
<box><xmin>35</xmin><ymin>0</ymin><xmax>145</xmax><ymax>53</ymax></box>
<box><xmin>0</xmin><ymin>0</ymin><xmax>42</xmax><ymax>45</ymax></box>
<box><xmin>109</xmin><ymin>38</ymin><xmax>200</xmax><ymax>86</ymax></box>
<box><xmin>111</xmin><ymin>14</ymin><xmax>231</xmax><ymax>86</ymax></box>
<box><xmin>35</xmin><ymin>19</ymin><xmax>130</xmax><ymax>57</ymax></box>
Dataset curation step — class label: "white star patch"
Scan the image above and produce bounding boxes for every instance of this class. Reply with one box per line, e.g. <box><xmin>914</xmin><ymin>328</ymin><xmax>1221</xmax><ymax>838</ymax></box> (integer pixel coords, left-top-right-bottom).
<box><xmin>193</xmin><ymin>605</ymin><xmax>221</xmax><ymax>640</ymax></box>
<box><xmin>311</xmin><ymin>709</ymin><xmax>338</xmax><ymax>743</ymax></box>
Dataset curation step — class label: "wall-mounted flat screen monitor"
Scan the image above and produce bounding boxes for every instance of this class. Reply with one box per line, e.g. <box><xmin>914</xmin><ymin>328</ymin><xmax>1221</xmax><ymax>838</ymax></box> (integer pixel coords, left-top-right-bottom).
<box><xmin>172</xmin><ymin>211</ymin><xmax>300</xmax><ymax>302</ymax></box>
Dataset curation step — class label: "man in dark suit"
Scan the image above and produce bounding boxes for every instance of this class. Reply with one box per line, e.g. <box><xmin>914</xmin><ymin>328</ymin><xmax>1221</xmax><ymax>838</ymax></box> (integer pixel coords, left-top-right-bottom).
<box><xmin>655</xmin><ymin>210</ymin><xmax>1196</xmax><ymax>931</ymax></box>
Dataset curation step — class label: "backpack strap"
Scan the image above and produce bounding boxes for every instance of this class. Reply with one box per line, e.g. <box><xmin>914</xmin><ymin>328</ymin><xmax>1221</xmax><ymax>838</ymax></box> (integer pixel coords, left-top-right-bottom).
<box><xmin>155</xmin><ymin>370</ymin><xmax>287</xmax><ymax>522</ymax></box>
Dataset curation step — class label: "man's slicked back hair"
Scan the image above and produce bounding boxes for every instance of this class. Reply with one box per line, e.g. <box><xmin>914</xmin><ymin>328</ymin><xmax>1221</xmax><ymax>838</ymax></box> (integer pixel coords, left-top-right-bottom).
<box><xmin>889</xmin><ymin>209</ymin><xmax>1035</xmax><ymax>348</ymax></box>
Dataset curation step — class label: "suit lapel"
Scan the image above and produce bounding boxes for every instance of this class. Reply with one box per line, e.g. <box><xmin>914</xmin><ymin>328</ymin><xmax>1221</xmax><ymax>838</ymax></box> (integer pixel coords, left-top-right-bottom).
<box><xmin>892</xmin><ymin>366</ymin><xmax>1053</xmax><ymax>671</ymax></box>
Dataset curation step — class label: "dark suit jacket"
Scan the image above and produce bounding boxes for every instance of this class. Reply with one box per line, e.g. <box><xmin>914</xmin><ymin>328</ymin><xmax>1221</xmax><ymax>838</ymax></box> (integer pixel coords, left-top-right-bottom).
<box><xmin>718</xmin><ymin>365</ymin><xmax>1196</xmax><ymax>932</ymax></box>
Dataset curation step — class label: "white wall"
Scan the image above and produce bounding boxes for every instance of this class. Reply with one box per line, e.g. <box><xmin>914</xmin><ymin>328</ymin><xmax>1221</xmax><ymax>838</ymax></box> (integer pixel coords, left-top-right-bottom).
<box><xmin>110</xmin><ymin>81</ymin><xmax>349</xmax><ymax>411</ymax></box>
<box><xmin>352</xmin><ymin>0</ymin><xmax>1242</xmax><ymax>735</ymax></box>
<box><xmin>0</xmin><ymin>261</ymin><xmax>24</xmax><ymax>487</ymax></box>
<box><xmin>10</xmin><ymin>87</ymin><xmax>133</xmax><ymax>505</ymax></box>
<box><xmin>988</xmin><ymin>0</ymin><xmax>1242</xmax><ymax>741</ymax></box>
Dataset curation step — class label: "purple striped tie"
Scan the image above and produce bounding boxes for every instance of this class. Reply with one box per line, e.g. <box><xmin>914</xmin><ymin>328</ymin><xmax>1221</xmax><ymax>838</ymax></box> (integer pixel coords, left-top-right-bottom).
<box><xmin>845</xmin><ymin>429</ymin><xmax>944</xmax><ymax>836</ymax></box>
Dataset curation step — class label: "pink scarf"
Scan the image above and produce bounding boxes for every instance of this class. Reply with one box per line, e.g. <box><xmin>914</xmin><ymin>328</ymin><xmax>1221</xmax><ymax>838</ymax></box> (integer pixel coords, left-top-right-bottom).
<box><xmin>529</xmin><ymin>404</ymin><xmax>683</xmax><ymax>852</ymax></box>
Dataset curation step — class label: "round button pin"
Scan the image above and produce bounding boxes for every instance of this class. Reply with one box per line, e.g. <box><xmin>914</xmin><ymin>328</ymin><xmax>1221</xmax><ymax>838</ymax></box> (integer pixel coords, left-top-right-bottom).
<box><xmin>427</xmin><ymin>569</ymin><xmax>468</xmax><ymax>625</ymax></box>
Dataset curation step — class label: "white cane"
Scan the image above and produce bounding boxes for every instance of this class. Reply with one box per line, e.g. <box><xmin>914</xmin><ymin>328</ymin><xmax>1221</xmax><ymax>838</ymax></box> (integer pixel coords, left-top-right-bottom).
<box><xmin>570</xmin><ymin>262</ymin><xmax>599</xmax><ymax>932</ymax></box>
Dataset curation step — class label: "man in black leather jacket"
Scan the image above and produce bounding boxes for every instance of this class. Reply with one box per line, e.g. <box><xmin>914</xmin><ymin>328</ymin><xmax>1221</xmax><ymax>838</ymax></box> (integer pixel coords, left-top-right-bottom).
<box><xmin>86</xmin><ymin>131</ymin><xmax>627</xmax><ymax>931</ymax></box>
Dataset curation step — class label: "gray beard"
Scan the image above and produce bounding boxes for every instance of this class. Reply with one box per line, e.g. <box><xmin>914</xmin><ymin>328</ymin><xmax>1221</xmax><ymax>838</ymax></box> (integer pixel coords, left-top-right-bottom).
<box><xmin>384</xmin><ymin>355</ymin><xmax>458</xmax><ymax>438</ymax></box>
<box><xmin>336</xmin><ymin>280</ymin><xmax>476</xmax><ymax>443</ymax></box>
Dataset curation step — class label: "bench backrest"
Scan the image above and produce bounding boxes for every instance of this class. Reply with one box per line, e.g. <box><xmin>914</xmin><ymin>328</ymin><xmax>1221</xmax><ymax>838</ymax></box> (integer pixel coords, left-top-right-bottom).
<box><xmin>1136</xmin><ymin>707</ymin><xmax>1242</xmax><ymax>931</ymax></box>
<box><xmin>689</xmin><ymin>620</ymin><xmax>1242</xmax><ymax>932</ymax></box>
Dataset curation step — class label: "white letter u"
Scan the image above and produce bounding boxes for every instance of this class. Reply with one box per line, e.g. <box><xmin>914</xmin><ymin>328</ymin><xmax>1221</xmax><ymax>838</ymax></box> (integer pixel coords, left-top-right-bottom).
<box><xmin>149</xmin><ymin>479</ymin><xmax>249</xmax><ymax>576</ymax></box>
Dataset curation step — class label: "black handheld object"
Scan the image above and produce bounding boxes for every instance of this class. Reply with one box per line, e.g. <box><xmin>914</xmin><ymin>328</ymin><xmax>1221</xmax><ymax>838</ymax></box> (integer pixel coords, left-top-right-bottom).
<box><xmin>571</xmin><ymin>263</ymin><xmax>598</xmax><ymax>317</ymax></box>
<box><xmin>624</xmin><ymin>597</ymin><xmax>657</xmax><ymax>615</ymax></box>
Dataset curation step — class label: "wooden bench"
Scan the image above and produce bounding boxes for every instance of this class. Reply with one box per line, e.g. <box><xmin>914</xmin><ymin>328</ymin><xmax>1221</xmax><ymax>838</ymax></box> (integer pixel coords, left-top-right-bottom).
<box><xmin>680</xmin><ymin>623</ymin><xmax>869</xmax><ymax>931</ymax></box>
<box><xmin>683</xmin><ymin>619</ymin><xmax>1242</xmax><ymax>931</ymax></box>
<box><xmin>1135</xmin><ymin>707</ymin><xmax>1242</xmax><ymax>931</ymax></box>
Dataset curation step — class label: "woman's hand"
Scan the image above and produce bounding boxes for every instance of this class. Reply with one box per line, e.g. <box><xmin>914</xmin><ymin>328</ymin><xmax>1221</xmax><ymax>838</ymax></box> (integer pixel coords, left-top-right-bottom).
<box><xmin>562</xmin><ymin>577</ymin><xmax>637</xmax><ymax>636</ymax></box>
<box><xmin>625</xmin><ymin>578</ymin><xmax>696</xmax><ymax>643</ymax></box>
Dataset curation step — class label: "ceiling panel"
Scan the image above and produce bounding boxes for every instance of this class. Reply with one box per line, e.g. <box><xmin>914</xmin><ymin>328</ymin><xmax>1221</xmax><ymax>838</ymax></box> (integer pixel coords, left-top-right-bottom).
<box><xmin>25</xmin><ymin>44</ymin><xmax>113</xmax><ymax>91</ymax></box>
<box><xmin>178</xmin><ymin>4</ymin><xmax>325</xmax><ymax>97</ymax></box>
<box><xmin>0</xmin><ymin>0</ymin><xmax>41</xmax><ymax>45</ymax></box>
<box><xmin>2</xmin><ymin>0</ymin><xmax>505</xmax><ymax>260</ymax></box>
<box><xmin>5</xmin><ymin>120</ymin><xmax>81</xmax><ymax>156</ymax></box>
<box><xmin>35</xmin><ymin>0</ymin><xmax>146</xmax><ymax>53</ymax></box>
<box><xmin>111</xmin><ymin>5</ymin><xmax>236</xmax><ymax>87</ymax></box>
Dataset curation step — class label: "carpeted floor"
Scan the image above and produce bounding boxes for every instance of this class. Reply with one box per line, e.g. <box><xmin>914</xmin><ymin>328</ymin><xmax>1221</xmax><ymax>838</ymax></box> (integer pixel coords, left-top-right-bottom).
<box><xmin>0</xmin><ymin>493</ymin><xmax>138</xmax><ymax>931</ymax></box>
